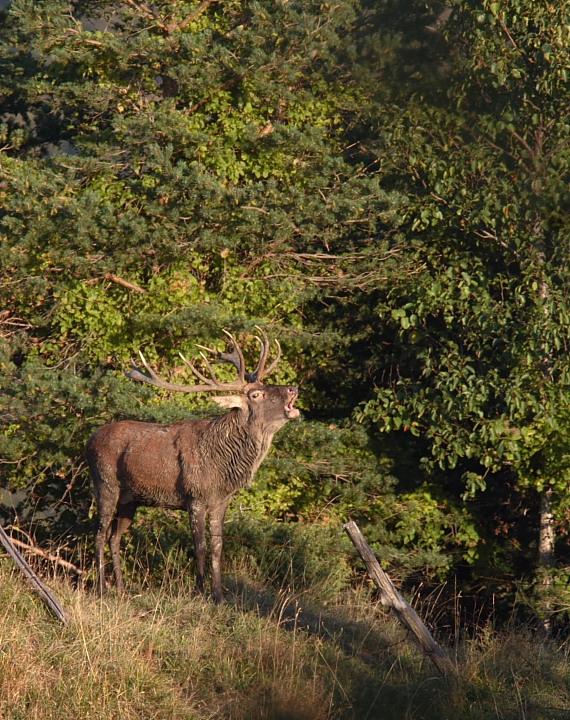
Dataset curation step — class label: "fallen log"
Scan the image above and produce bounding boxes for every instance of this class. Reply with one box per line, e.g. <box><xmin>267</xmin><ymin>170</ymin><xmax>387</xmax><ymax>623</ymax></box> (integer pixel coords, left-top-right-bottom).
<box><xmin>344</xmin><ymin>520</ymin><xmax>454</xmax><ymax>678</ymax></box>
<box><xmin>0</xmin><ymin>524</ymin><xmax>69</xmax><ymax>625</ymax></box>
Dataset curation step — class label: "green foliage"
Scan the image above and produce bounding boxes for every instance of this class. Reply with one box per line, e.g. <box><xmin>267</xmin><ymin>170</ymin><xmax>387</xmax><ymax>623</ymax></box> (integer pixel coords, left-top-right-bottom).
<box><xmin>523</xmin><ymin>564</ymin><xmax>570</xmax><ymax>625</ymax></box>
<box><xmin>354</xmin><ymin>0</ymin><xmax>570</xmax><ymax>572</ymax></box>
<box><xmin>3</xmin><ymin>0</ymin><xmax>570</xmax><ymax>627</ymax></box>
<box><xmin>240</xmin><ymin>420</ymin><xmax>390</xmax><ymax>517</ymax></box>
<box><xmin>0</xmin><ymin>0</ymin><xmax>369</xmax><ymax>528</ymax></box>
<box><xmin>393</xmin><ymin>487</ymin><xmax>480</xmax><ymax>569</ymax></box>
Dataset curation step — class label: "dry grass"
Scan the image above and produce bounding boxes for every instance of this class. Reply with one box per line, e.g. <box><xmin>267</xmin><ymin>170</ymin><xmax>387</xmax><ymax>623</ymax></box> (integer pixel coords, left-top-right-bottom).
<box><xmin>0</xmin><ymin>556</ymin><xmax>569</xmax><ymax>720</ymax></box>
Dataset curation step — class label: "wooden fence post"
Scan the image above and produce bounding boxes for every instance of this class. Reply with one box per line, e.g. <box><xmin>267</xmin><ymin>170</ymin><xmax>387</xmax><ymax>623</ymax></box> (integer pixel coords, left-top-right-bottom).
<box><xmin>344</xmin><ymin>520</ymin><xmax>454</xmax><ymax>678</ymax></box>
<box><xmin>0</xmin><ymin>524</ymin><xmax>69</xmax><ymax>625</ymax></box>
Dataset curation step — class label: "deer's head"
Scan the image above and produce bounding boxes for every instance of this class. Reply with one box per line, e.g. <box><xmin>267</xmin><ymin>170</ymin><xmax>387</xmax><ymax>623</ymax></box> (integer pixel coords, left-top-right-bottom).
<box><xmin>125</xmin><ymin>328</ymin><xmax>299</xmax><ymax>428</ymax></box>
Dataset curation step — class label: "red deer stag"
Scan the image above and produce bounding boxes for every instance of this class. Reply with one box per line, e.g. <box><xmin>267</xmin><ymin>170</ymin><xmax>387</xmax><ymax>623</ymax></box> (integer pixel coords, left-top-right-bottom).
<box><xmin>86</xmin><ymin>329</ymin><xmax>299</xmax><ymax>602</ymax></box>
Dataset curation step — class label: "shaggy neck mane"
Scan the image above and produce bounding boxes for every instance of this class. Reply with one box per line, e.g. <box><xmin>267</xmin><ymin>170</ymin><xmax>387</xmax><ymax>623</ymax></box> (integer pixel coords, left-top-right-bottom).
<box><xmin>206</xmin><ymin>409</ymin><xmax>275</xmax><ymax>493</ymax></box>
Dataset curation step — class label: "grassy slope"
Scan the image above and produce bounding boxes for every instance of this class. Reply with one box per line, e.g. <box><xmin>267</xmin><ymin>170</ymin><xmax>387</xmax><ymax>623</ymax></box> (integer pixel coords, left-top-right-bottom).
<box><xmin>0</xmin><ymin>558</ymin><xmax>569</xmax><ymax>720</ymax></box>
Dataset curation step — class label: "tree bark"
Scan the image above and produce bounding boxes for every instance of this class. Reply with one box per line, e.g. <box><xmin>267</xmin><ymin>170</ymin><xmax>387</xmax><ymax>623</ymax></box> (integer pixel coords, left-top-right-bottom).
<box><xmin>0</xmin><ymin>525</ymin><xmax>69</xmax><ymax>625</ymax></box>
<box><xmin>344</xmin><ymin>520</ymin><xmax>455</xmax><ymax>678</ymax></box>
<box><xmin>538</xmin><ymin>488</ymin><xmax>555</xmax><ymax>567</ymax></box>
<box><xmin>536</xmin><ymin>257</ymin><xmax>556</xmax><ymax>631</ymax></box>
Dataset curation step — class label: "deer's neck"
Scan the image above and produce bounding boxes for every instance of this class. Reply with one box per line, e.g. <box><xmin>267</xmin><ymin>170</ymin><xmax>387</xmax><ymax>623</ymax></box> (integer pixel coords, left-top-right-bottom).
<box><xmin>210</xmin><ymin>411</ymin><xmax>275</xmax><ymax>492</ymax></box>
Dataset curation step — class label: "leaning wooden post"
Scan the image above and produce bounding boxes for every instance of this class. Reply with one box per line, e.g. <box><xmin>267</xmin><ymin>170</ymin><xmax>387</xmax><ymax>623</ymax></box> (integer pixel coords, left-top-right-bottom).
<box><xmin>344</xmin><ymin>520</ymin><xmax>454</xmax><ymax>678</ymax></box>
<box><xmin>0</xmin><ymin>524</ymin><xmax>69</xmax><ymax>625</ymax></box>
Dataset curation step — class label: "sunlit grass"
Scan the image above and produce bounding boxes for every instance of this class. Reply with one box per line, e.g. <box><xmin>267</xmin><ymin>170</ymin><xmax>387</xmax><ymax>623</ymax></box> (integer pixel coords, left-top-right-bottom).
<box><xmin>0</xmin><ymin>551</ymin><xmax>569</xmax><ymax>719</ymax></box>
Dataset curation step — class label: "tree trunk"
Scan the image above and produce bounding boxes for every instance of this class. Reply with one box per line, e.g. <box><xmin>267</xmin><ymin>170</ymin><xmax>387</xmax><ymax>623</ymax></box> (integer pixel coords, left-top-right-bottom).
<box><xmin>538</xmin><ymin>488</ymin><xmax>555</xmax><ymax>567</ymax></box>
<box><xmin>538</xmin><ymin>488</ymin><xmax>555</xmax><ymax>634</ymax></box>
<box><xmin>536</xmin><ymin>257</ymin><xmax>556</xmax><ymax>632</ymax></box>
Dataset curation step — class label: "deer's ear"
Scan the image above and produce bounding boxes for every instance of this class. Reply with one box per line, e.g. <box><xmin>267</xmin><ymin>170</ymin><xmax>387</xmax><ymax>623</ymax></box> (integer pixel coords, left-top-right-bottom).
<box><xmin>212</xmin><ymin>395</ymin><xmax>248</xmax><ymax>410</ymax></box>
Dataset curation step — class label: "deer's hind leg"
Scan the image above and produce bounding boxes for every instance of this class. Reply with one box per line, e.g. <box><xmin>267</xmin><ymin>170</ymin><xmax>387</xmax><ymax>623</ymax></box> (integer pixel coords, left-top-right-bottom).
<box><xmin>108</xmin><ymin>501</ymin><xmax>138</xmax><ymax>595</ymax></box>
<box><xmin>93</xmin><ymin>474</ymin><xmax>120</xmax><ymax>596</ymax></box>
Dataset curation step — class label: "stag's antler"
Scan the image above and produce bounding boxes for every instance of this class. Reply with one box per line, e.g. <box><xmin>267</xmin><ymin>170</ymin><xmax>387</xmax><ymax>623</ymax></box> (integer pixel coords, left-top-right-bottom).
<box><xmin>195</xmin><ymin>329</ymin><xmax>247</xmax><ymax>383</ymax></box>
<box><xmin>251</xmin><ymin>326</ymin><xmax>281</xmax><ymax>382</ymax></box>
<box><xmin>125</xmin><ymin>329</ymin><xmax>281</xmax><ymax>393</ymax></box>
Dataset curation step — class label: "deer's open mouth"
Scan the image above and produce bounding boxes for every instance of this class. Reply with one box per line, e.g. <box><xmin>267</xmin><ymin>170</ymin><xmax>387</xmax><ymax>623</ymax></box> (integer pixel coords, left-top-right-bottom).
<box><xmin>285</xmin><ymin>388</ymin><xmax>300</xmax><ymax>419</ymax></box>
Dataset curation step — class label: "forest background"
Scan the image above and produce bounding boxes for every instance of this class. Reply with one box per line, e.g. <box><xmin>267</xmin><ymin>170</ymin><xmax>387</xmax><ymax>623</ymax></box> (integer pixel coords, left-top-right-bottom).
<box><xmin>1</xmin><ymin>0</ymin><xmax>570</xmax><ymax>632</ymax></box>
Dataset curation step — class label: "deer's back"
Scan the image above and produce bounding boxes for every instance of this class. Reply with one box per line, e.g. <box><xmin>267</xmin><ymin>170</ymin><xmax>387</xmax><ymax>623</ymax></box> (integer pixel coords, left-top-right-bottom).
<box><xmin>87</xmin><ymin>409</ymin><xmax>272</xmax><ymax>510</ymax></box>
<box><xmin>87</xmin><ymin>418</ymin><xmax>216</xmax><ymax>507</ymax></box>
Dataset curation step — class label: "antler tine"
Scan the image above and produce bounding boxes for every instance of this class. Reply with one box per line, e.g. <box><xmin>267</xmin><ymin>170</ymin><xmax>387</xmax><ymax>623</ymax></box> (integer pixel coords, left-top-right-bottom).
<box><xmin>219</xmin><ymin>329</ymin><xmax>247</xmax><ymax>383</ymax></box>
<box><xmin>179</xmin><ymin>351</ymin><xmax>216</xmax><ymax>386</ymax></box>
<box><xmin>125</xmin><ymin>330</ymin><xmax>273</xmax><ymax>395</ymax></box>
<box><xmin>250</xmin><ymin>326</ymin><xmax>270</xmax><ymax>381</ymax></box>
<box><xmin>263</xmin><ymin>339</ymin><xmax>281</xmax><ymax>378</ymax></box>
<box><xmin>195</xmin><ymin>343</ymin><xmax>218</xmax><ymax>355</ymax></box>
<box><xmin>138</xmin><ymin>350</ymin><xmax>159</xmax><ymax>379</ymax></box>
<box><xmin>252</xmin><ymin>325</ymin><xmax>283</xmax><ymax>382</ymax></box>
<box><xmin>196</xmin><ymin>342</ymin><xmax>240</xmax><ymax>372</ymax></box>
<box><xmin>125</xmin><ymin>351</ymin><xmax>217</xmax><ymax>393</ymax></box>
<box><xmin>199</xmin><ymin>350</ymin><xmax>222</xmax><ymax>381</ymax></box>
<box><xmin>265</xmin><ymin>340</ymin><xmax>281</xmax><ymax>375</ymax></box>
<box><xmin>195</xmin><ymin>331</ymin><xmax>247</xmax><ymax>384</ymax></box>
<box><xmin>123</xmin><ymin>351</ymin><xmax>163</xmax><ymax>387</ymax></box>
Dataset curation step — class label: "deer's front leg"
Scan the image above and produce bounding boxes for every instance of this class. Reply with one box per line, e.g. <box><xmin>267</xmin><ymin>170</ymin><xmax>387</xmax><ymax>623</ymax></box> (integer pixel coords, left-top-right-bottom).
<box><xmin>189</xmin><ymin>501</ymin><xmax>207</xmax><ymax>595</ymax></box>
<box><xmin>209</xmin><ymin>499</ymin><xmax>230</xmax><ymax>604</ymax></box>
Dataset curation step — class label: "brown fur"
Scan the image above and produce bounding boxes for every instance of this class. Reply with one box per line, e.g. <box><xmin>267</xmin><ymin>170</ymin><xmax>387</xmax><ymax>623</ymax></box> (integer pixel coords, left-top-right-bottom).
<box><xmin>87</xmin><ymin>383</ymin><xmax>299</xmax><ymax>602</ymax></box>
